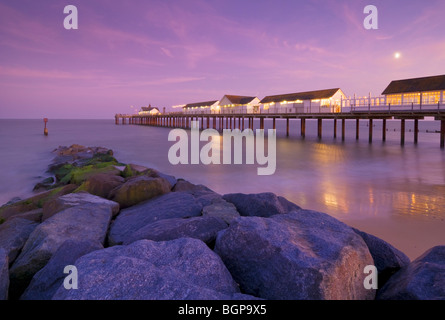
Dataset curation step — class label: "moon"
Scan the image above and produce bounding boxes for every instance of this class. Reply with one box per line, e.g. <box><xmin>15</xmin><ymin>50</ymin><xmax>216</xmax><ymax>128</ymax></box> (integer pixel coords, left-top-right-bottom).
<box><xmin>394</xmin><ymin>52</ymin><xmax>401</xmax><ymax>59</ymax></box>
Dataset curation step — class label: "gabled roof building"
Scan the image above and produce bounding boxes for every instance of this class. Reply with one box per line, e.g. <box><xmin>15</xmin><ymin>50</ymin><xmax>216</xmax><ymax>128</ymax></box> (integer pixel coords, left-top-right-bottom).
<box><xmin>260</xmin><ymin>88</ymin><xmax>346</xmax><ymax>113</ymax></box>
<box><xmin>382</xmin><ymin>75</ymin><xmax>445</xmax><ymax>105</ymax></box>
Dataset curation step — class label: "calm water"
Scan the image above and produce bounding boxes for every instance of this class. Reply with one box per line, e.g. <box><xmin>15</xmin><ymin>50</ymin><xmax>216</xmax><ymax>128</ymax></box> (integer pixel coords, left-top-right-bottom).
<box><xmin>1</xmin><ymin>118</ymin><xmax>444</xmax><ymax>259</ymax></box>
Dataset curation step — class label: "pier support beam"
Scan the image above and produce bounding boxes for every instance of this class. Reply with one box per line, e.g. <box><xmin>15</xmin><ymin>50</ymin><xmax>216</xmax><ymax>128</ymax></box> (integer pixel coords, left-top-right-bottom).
<box><xmin>301</xmin><ymin>118</ymin><xmax>306</xmax><ymax>138</ymax></box>
<box><xmin>342</xmin><ymin>119</ymin><xmax>345</xmax><ymax>141</ymax></box>
<box><xmin>382</xmin><ymin>119</ymin><xmax>386</xmax><ymax>142</ymax></box>
<box><xmin>401</xmin><ymin>119</ymin><xmax>405</xmax><ymax>146</ymax></box>
<box><xmin>286</xmin><ymin>118</ymin><xmax>289</xmax><ymax>137</ymax></box>
<box><xmin>414</xmin><ymin>119</ymin><xmax>419</xmax><ymax>144</ymax></box>
<box><xmin>356</xmin><ymin>119</ymin><xmax>360</xmax><ymax>140</ymax></box>
<box><xmin>242</xmin><ymin>117</ymin><xmax>244</xmax><ymax>130</ymax></box>
<box><xmin>318</xmin><ymin>119</ymin><xmax>322</xmax><ymax>139</ymax></box>
<box><xmin>369</xmin><ymin>119</ymin><xmax>373</xmax><ymax>143</ymax></box>
<box><xmin>333</xmin><ymin>119</ymin><xmax>337</xmax><ymax>139</ymax></box>
<box><xmin>441</xmin><ymin>120</ymin><xmax>445</xmax><ymax>149</ymax></box>
<box><xmin>273</xmin><ymin>118</ymin><xmax>276</xmax><ymax>130</ymax></box>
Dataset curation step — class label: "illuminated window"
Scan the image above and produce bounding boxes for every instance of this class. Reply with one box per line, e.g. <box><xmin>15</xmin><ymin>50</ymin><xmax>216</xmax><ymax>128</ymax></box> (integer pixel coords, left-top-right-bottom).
<box><xmin>403</xmin><ymin>93</ymin><xmax>420</xmax><ymax>104</ymax></box>
<box><xmin>387</xmin><ymin>94</ymin><xmax>402</xmax><ymax>105</ymax></box>
<box><xmin>422</xmin><ymin>91</ymin><xmax>440</xmax><ymax>104</ymax></box>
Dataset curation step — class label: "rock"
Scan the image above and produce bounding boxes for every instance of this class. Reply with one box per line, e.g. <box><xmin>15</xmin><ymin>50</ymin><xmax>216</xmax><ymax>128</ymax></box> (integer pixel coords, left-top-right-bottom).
<box><xmin>4</xmin><ymin>197</ymin><xmax>22</xmax><ymax>206</ymax></box>
<box><xmin>6</xmin><ymin>209</ymin><xmax>42</xmax><ymax>223</ymax></box>
<box><xmin>122</xmin><ymin>164</ymin><xmax>150</xmax><ymax>178</ymax></box>
<box><xmin>21</xmin><ymin>240</ymin><xmax>103</xmax><ymax>300</ymax></box>
<box><xmin>33</xmin><ymin>177</ymin><xmax>55</xmax><ymax>191</ymax></box>
<box><xmin>52</xmin><ymin>238</ymin><xmax>240</xmax><ymax>300</ymax></box>
<box><xmin>352</xmin><ymin>228</ymin><xmax>410</xmax><ymax>288</ymax></box>
<box><xmin>110</xmin><ymin>176</ymin><xmax>171</xmax><ymax>209</ymax></box>
<box><xmin>0</xmin><ymin>218</ymin><xmax>39</xmax><ymax>265</ymax></box>
<box><xmin>153</xmin><ymin>171</ymin><xmax>177</xmax><ymax>189</ymax></box>
<box><xmin>108</xmin><ymin>192</ymin><xmax>203</xmax><ymax>246</ymax></box>
<box><xmin>0</xmin><ymin>249</ymin><xmax>9</xmax><ymax>300</ymax></box>
<box><xmin>173</xmin><ymin>179</ymin><xmax>221</xmax><ymax>206</ymax></box>
<box><xmin>42</xmin><ymin>192</ymin><xmax>120</xmax><ymax>221</ymax></box>
<box><xmin>75</xmin><ymin>173</ymin><xmax>125</xmax><ymax>199</ymax></box>
<box><xmin>52</xmin><ymin>145</ymin><xmax>113</xmax><ymax>158</ymax></box>
<box><xmin>202</xmin><ymin>198</ymin><xmax>240</xmax><ymax>224</ymax></box>
<box><xmin>377</xmin><ymin>246</ymin><xmax>445</xmax><ymax>300</ymax></box>
<box><xmin>214</xmin><ymin>210</ymin><xmax>375</xmax><ymax>300</ymax></box>
<box><xmin>0</xmin><ymin>184</ymin><xmax>77</xmax><ymax>221</ymax></box>
<box><xmin>9</xmin><ymin>203</ymin><xmax>113</xmax><ymax>298</ymax></box>
<box><xmin>222</xmin><ymin>192</ymin><xmax>301</xmax><ymax>217</ymax></box>
<box><xmin>123</xmin><ymin>216</ymin><xmax>228</xmax><ymax>246</ymax></box>
<box><xmin>67</xmin><ymin>165</ymin><xmax>122</xmax><ymax>185</ymax></box>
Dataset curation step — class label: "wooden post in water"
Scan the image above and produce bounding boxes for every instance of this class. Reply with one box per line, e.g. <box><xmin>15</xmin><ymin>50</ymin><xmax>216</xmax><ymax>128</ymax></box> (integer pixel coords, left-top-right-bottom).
<box><xmin>441</xmin><ymin>120</ymin><xmax>445</xmax><ymax>149</ymax></box>
<box><xmin>43</xmin><ymin>118</ymin><xmax>48</xmax><ymax>136</ymax></box>
<box><xmin>242</xmin><ymin>117</ymin><xmax>244</xmax><ymax>131</ymax></box>
<box><xmin>414</xmin><ymin>119</ymin><xmax>419</xmax><ymax>144</ymax></box>
<box><xmin>382</xmin><ymin>119</ymin><xmax>386</xmax><ymax>142</ymax></box>
<box><xmin>342</xmin><ymin>119</ymin><xmax>345</xmax><ymax>141</ymax></box>
<box><xmin>369</xmin><ymin>119</ymin><xmax>373</xmax><ymax>143</ymax></box>
<box><xmin>401</xmin><ymin>119</ymin><xmax>405</xmax><ymax>146</ymax></box>
<box><xmin>273</xmin><ymin>118</ymin><xmax>276</xmax><ymax>130</ymax></box>
<box><xmin>286</xmin><ymin>118</ymin><xmax>289</xmax><ymax>136</ymax></box>
<box><xmin>333</xmin><ymin>118</ymin><xmax>337</xmax><ymax>139</ymax></box>
<box><xmin>318</xmin><ymin>119</ymin><xmax>322</xmax><ymax>139</ymax></box>
<box><xmin>301</xmin><ymin>118</ymin><xmax>306</xmax><ymax>138</ymax></box>
<box><xmin>356</xmin><ymin>119</ymin><xmax>360</xmax><ymax>140</ymax></box>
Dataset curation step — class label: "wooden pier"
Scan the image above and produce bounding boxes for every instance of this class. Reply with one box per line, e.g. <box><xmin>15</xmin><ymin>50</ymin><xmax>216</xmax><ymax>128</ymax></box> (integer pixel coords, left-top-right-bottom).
<box><xmin>115</xmin><ymin>107</ymin><xmax>445</xmax><ymax>148</ymax></box>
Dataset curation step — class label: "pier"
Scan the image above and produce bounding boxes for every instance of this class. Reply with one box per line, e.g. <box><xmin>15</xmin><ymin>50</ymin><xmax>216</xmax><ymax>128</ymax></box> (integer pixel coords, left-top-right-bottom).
<box><xmin>115</xmin><ymin>104</ymin><xmax>445</xmax><ymax>148</ymax></box>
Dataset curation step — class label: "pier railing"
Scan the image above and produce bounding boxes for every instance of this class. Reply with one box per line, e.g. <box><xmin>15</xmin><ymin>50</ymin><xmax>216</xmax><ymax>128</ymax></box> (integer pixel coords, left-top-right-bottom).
<box><xmin>175</xmin><ymin>101</ymin><xmax>445</xmax><ymax>115</ymax></box>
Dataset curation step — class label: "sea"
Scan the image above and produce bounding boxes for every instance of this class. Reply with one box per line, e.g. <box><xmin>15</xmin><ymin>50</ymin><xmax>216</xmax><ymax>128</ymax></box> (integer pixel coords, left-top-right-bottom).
<box><xmin>1</xmin><ymin>118</ymin><xmax>444</xmax><ymax>260</ymax></box>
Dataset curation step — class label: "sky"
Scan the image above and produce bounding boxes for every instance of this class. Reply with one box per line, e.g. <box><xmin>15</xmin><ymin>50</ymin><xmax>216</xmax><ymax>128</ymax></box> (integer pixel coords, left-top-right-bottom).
<box><xmin>0</xmin><ymin>0</ymin><xmax>444</xmax><ymax>119</ymax></box>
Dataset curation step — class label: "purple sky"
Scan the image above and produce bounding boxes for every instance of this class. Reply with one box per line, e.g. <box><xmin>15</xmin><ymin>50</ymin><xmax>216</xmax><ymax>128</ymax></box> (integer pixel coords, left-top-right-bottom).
<box><xmin>1</xmin><ymin>0</ymin><xmax>444</xmax><ymax>119</ymax></box>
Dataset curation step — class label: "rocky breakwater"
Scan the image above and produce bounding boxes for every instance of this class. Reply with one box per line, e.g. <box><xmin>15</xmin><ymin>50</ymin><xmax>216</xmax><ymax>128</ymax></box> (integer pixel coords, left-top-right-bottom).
<box><xmin>0</xmin><ymin>144</ymin><xmax>444</xmax><ymax>300</ymax></box>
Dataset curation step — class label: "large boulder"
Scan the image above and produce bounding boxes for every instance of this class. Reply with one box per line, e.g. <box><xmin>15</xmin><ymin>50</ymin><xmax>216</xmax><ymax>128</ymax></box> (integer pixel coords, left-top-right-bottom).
<box><xmin>122</xmin><ymin>164</ymin><xmax>151</xmax><ymax>178</ymax></box>
<box><xmin>173</xmin><ymin>179</ymin><xmax>221</xmax><ymax>207</ymax></box>
<box><xmin>6</xmin><ymin>209</ymin><xmax>42</xmax><ymax>223</ymax></box>
<box><xmin>21</xmin><ymin>240</ymin><xmax>103</xmax><ymax>300</ymax></box>
<box><xmin>0</xmin><ymin>184</ymin><xmax>77</xmax><ymax>221</ymax></box>
<box><xmin>153</xmin><ymin>171</ymin><xmax>177</xmax><ymax>189</ymax></box>
<box><xmin>108</xmin><ymin>192</ymin><xmax>202</xmax><ymax>246</ymax></box>
<box><xmin>222</xmin><ymin>192</ymin><xmax>301</xmax><ymax>217</ymax></box>
<box><xmin>0</xmin><ymin>249</ymin><xmax>9</xmax><ymax>300</ymax></box>
<box><xmin>202</xmin><ymin>198</ymin><xmax>240</xmax><ymax>224</ymax></box>
<box><xmin>352</xmin><ymin>228</ymin><xmax>410</xmax><ymax>288</ymax></box>
<box><xmin>77</xmin><ymin>173</ymin><xmax>125</xmax><ymax>199</ymax></box>
<box><xmin>9</xmin><ymin>203</ymin><xmax>113</xmax><ymax>298</ymax></box>
<box><xmin>0</xmin><ymin>218</ymin><xmax>39</xmax><ymax>265</ymax></box>
<box><xmin>52</xmin><ymin>238</ymin><xmax>241</xmax><ymax>300</ymax></box>
<box><xmin>42</xmin><ymin>192</ymin><xmax>120</xmax><ymax>221</ymax></box>
<box><xmin>110</xmin><ymin>176</ymin><xmax>171</xmax><ymax>209</ymax></box>
<box><xmin>377</xmin><ymin>246</ymin><xmax>445</xmax><ymax>300</ymax></box>
<box><xmin>123</xmin><ymin>216</ymin><xmax>228</xmax><ymax>246</ymax></box>
<box><xmin>214</xmin><ymin>210</ymin><xmax>376</xmax><ymax>300</ymax></box>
